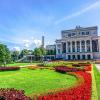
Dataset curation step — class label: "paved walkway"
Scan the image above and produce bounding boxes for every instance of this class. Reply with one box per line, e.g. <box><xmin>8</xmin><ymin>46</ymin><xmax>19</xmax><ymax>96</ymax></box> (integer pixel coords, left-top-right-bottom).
<box><xmin>95</xmin><ymin>64</ymin><xmax>100</xmax><ymax>72</ymax></box>
<box><xmin>91</xmin><ymin>65</ymin><xmax>98</xmax><ymax>100</ymax></box>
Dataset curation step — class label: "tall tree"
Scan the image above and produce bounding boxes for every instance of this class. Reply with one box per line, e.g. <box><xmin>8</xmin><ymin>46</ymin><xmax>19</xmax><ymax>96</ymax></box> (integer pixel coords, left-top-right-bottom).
<box><xmin>0</xmin><ymin>43</ymin><xmax>11</xmax><ymax>66</ymax></box>
<box><xmin>11</xmin><ymin>51</ymin><xmax>19</xmax><ymax>62</ymax></box>
<box><xmin>34</xmin><ymin>47</ymin><xmax>46</xmax><ymax>60</ymax></box>
<box><xmin>19</xmin><ymin>49</ymin><xmax>30</xmax><ymax>58</ymax></box>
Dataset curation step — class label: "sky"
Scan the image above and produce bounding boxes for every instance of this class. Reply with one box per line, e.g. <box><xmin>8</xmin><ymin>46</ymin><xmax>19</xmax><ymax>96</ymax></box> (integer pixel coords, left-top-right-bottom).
<box><xmin>0</xmin><ymin>0</ymin><xmax>100</xmax><ymax>51</ymax></box>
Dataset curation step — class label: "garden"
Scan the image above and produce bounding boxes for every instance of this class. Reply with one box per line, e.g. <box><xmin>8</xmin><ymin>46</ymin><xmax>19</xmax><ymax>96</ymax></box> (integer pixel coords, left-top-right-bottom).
<box><xmin>0</xmin><ymin>60</ymin><xmax>99</xmax><ymax>100</ymax></box>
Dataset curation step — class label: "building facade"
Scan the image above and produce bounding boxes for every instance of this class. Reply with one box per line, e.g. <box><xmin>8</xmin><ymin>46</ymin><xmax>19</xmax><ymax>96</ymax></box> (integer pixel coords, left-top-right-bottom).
<box><xmin>46</xmin><ymin>45</ymin><xmax>56</xmax><ymax>51</ymax></box>
<box><xmin>55</xmin><ymin>26</ymin><xmax>100</xmax><ymax>60</ymax></box>
<box><xmin>45</xmin><ymin>45</ymin><xmax>56</xmax><ymax>60</ymax></box>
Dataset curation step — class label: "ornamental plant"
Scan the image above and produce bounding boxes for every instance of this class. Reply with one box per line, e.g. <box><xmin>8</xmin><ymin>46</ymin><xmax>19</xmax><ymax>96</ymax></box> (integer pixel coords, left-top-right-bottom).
<box><xmin>0</xmin><ymin>67</ymin><xmax>20</xmax><ymax>71</ymax></box>
<box><xmin>0</xmin><ymin>88</ymin><xmax>31</xmax><ymax>100</ymax></box>
<box><xmin>55</xmin><ymin>66</ymin><xmax>84</xmax><ymax>73</ymax></box>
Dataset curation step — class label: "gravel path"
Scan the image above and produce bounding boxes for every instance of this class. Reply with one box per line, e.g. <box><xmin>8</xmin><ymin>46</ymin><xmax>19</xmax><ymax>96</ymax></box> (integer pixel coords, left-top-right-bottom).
<box><xmin>95</xmin><ymin>64</ymin><xmax>100</xmax><ymax>72</ymax></box>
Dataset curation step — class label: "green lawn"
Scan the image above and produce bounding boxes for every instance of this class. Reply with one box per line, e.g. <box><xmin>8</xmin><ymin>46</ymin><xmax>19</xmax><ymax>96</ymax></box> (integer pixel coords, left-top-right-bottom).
<box><xmin>7</xmin><ymin>62</ymin><xmax>41</xmax><ymax>67</ymax></box>
<box><xmin>93</xmin><ymin>65</ymin><xmax>100</xmax><ymax>100</ymax></box>
<box><xmin>0</xmin><ymin>68</ymin><xmax>77</xmax><ymax>96</ymax></box>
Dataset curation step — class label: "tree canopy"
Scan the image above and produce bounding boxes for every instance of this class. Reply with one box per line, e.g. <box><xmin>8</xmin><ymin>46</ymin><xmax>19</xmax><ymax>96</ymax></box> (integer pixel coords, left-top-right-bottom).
<box><xmin>0</xmin><ymin>43</ymin><xmax>11</xmax><ymax>66</ymax></box>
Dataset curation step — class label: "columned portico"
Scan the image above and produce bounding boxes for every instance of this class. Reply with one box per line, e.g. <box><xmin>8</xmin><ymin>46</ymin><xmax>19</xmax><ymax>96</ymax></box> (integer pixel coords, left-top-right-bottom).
<box><xmin>56</xmin><ymin>26</ymin><xmax>100</xmax><ymax>60</ymax></box>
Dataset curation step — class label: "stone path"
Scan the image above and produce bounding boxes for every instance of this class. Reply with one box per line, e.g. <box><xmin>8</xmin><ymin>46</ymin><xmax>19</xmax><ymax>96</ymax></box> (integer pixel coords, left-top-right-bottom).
<box><xmin>95</xmin><ymin>64</ymin><xmax>100</xmax><ymax>72</ymax></box>
<box><xmin>91</xmin><ymin>65</ymin><xmax>98</xmax><ymax>100</ymax></box>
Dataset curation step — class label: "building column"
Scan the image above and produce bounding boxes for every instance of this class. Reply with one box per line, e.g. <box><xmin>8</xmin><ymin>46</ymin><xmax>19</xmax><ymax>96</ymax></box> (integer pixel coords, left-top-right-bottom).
<box><xmin>75</xmin><ymin>55</ymin><xmax>77</xmax><ymax>60</ymax></box>
<box><xmin>80</xmin><ymin>54</ymin><xmax>82</xmax><ymax>60</ymax></box>
<box><xmin>90</xmin><ymin>40</ymin><xmax>92</xmax><ymax>52</ymax></box>
<box><xmin>61</xmin><ymin>43</ymin><xmax>62</xmax><ymax>54</ymax></box>
<box><xmin>85</xmin><ymin>54</ymin><xmax>87</xmax><ymax>59</ymax></box>
<box><xmin>80</xmin><ymin>41</ymin><xmax>82</xmax><ymax>52</ymax></box>
<box><xmin>66</xmin><ymin>41</ymin><xmax>68</xmax><ymax>53</ymax></box>
<box><xmin>70</xmin><ymin>41</ymin><xmax>72</xmax><ymax>53</ymax></box>
<box><xmin>56</xmin><ymin>44</ymin><xmax>58</xmax><ymax>55</ymax></box>
<box><xmin>85</xmin><ymin>41</ymin><xmax>87</xmax><ymax>52</ymax></box>
<box><xmin>75</xmin><ymin>41</ymin><xmax>77</xmax><ymax>52</ymax></box>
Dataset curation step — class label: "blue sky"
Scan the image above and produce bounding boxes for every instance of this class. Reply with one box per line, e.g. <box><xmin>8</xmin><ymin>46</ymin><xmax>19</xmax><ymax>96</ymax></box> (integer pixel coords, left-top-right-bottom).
<box><xmin>0</xmin><ymin>0</ymin><xmax>100</xmax><ymax>50</ymax></box>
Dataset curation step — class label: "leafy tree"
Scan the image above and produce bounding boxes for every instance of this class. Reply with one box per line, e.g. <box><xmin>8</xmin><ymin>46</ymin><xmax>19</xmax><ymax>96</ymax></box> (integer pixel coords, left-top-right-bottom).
<box><xmin>34</xmin><ymin>47</ymin><xmax>46</xmax><ymax>60</ymax></box>
<box><xmin>11</xmin><ymin>51</ymin><xmax>19</xmax><ymax>62</ymax></box>
<box><xmin>19</xmin><ymin>49</ymin><xmax>30</xmax><ymax>58</ymax></box>
<box><xmin>46</xmin><ymin>49</ymin><xmax>56</xmax><ymax>55</ymax></box>
<box><xmin>0</xmin><ymin>43</ymin><xmax>11</xmax><ymax>66</ymax></box>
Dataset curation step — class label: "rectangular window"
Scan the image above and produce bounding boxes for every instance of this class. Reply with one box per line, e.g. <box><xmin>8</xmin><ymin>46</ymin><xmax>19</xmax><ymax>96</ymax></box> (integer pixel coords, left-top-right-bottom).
<box><xmin>86</xmin><ymin>32</ymin><xmax>89</xmax><ymax>35</ymax></box>
<box><xmin>82</xmin><ymin>32</ymin><xmax>85</xmax><ymax>35</ymax></box>
<box><xmin>72</xmin><ymin>33</ymin><xmax>75</xmax><ymax>36</ymax></box>
<box><xmin>58</xmin><ymin>49</ymin><xmax>60</xmax><ymax>54</ymax></box>
<box><xmin>68</xmin><ymin>34</ymin><xmax>71</xmax><ymax>37</ymax></box>
<box><xmin>76</xmin><ymin>41</ymin><xmax>80</xmax><ymax>52</ymax></box>
<box><xmin>62</xmin><ymin>43</ymin><xmax>66</xmax><ymax>53</ymax></box>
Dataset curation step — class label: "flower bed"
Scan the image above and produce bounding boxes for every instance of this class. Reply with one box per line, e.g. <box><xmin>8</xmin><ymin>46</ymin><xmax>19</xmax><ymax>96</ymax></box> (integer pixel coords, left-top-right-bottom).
<box><xmin>0</xmin><ymin>67</ymin><xmax>20</xmax><ymax>71</ymax></box>
<box><xmin>55</xmin><ymin>66</ymin><xmax>84</xmax><ymax>73</ymax></box>
<box><xmin>84</xmin><ymin>65</ymin><xmax>92</xmax><ymax>71</ymax></box>
<box><xmin>0</xmin><ymin>88</ymin><xmax>31</xmax><ymax>100</ymax></box>
<box><xmin>38</xmin><ymin>71</ymin><xmax>92</xmax><ymax>100</ymax></box>
<box><xmin>27</xmin><ymin>65</ymin><xmax>38</xmax><ymax>70</ymax></box>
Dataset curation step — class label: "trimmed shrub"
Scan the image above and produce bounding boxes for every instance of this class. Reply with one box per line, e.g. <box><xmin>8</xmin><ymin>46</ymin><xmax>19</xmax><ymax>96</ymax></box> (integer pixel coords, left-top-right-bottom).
<box><xmin>55</xmin><ymin>66</ymin><xmax>67</xmax><ymax>73</ymax></box>
<box><xmin>27</xmin><ymin>65</ymin><xmax>38</xmax><ymax>70</ymax></box>
<box><xmin>0</xmin><ymin>67</ymin><xmax>20</xmax><ymax>71</ymax></box>
<box><xmin>55</xmin><ymin>66</ymin><xmax>84</xmax><ymax>73</ymax></box>
<box><xmin>0</xmin><ymin>88</ymin><xmax>31</xmax><ymax>100</ymax></box>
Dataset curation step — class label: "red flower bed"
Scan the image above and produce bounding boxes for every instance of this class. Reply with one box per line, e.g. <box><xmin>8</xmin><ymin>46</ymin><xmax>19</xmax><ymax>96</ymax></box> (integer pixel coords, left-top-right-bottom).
<box><xmin>84</xmin><ymin>65</ymin><xmax>92</xmax><ymax>71</ymax></box>
<box><xmin>55</xmin><ymin>66</ymin><xmax>84</xmax><ymax>73</ymax></box>
<box><xmin>72</xmin><ymin>63</ymin><xmax>91</xmax><ymax>67</ymax></box>
<box><xmin>0</xmin><ymin>67</ymin><xmax>20</xmax><ymax>71</ymax></box>
<box><xmin>38</xmin><ymin>71</ymin><xmax>92</xmax><ymax>100</ymax></box>
<box><xmin>0</xmin><ymin>88</ymin><xmax>31</xmax><ymax>100</ymax></box>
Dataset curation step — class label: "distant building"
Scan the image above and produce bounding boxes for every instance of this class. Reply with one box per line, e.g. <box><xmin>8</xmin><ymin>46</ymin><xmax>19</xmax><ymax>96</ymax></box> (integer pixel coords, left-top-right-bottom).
<box><xmin>46</xmin><ymin>45</ymin><xmax>56</xmax><ymax>51</ymax></box>
<box><xmin>55</xmin><ymin>26</ymin><xmax>100</xmax><ymax>60</ymax></box>
<box><xmin>45</xmin><ymin>45</ymin><xmax>56</xmax><ymax>60</ymax></box>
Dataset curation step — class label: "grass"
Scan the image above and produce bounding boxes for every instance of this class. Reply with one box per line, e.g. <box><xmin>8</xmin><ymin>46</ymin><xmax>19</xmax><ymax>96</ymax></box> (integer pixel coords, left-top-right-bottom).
<box><xmin>0</xmin><ymin>68</ymin><xmax>77</xmax><ymax>95</ymax></box>
<box><xmin>93</xmin><ymin>65</ymin><xmax>100</xmax><ymax>100</ymax></box>
<box><xmin>7</xmin><ymin>62</ymin><xmax>41</xmax><ymax>67</ymax></box>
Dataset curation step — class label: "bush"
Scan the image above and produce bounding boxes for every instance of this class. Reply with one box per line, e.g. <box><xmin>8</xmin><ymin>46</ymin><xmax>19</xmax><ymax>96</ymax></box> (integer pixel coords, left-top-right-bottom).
<box><xmin>55</xmin><ymin>66</ymin><xmax>68</xmax><ymax>73</ymax></box>
<box><xmin>27</xmin><ymin>65</ymin><xmax>38</xmax><ymax>70</ymax></box>
<box><xmin>55</xmin><ymin>66</ymin><xmax>84</xmax><ymax>73</ymax></box>
<box><xmin>0</xmin><ymin>67</ymin><xmax>20</xmax><ymax>71</ymax></box>
<box><xmin>72</xmin><ymin>64</ymin><xmax>80</xmax><ymax>67</ymax></box>
<box><xmin>43</xmin><ymin>61</ymin><xmax>69</xmax><ymax>67</ymax></box>
<box><xmin>0</xmin><ymin>88</ymin><xmax>31</xmax><ymax>100</ymax></box>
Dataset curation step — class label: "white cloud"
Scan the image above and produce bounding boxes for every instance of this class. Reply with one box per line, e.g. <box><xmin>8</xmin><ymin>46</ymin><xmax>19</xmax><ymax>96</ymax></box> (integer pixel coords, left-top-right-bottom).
<box><xmin>11</xmin><ymin>47</ymin><xmax>20</xmax><ymax>51</ymax></box>
<box><xmin>34</xmin><ymin>39</ymin><xmax>42</xmax><ymax>47</ymax></box>
<box><xmin>55</xmin><ymin>1</ymin><xmax>100</xmax><ymax>24</ymax></box>
<box><xmin>22</xmin><ymin>38</ymin><xmax>42</xmax><ymax>49</ymax></box>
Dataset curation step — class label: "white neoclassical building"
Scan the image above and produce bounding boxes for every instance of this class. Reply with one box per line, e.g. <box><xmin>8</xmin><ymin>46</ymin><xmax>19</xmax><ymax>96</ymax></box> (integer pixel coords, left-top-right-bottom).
<box><xmin>55</xmin><ymin>26</ymin><xmax>100</xmax><ymax>60</ymax></box>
